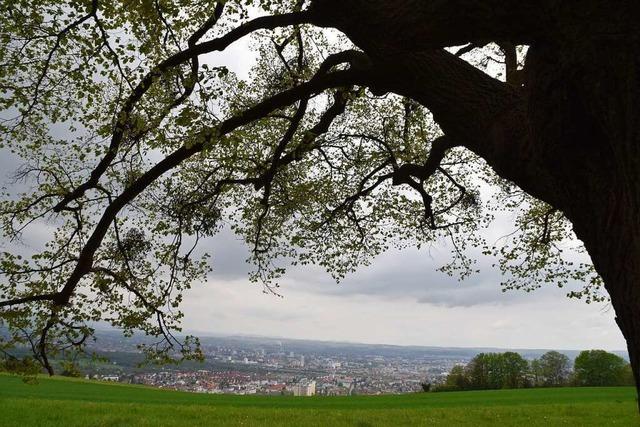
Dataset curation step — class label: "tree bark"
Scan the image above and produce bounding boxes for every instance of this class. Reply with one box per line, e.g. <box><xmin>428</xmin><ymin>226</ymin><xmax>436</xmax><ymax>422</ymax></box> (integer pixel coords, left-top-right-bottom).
<box><xmin>525</xmin><ymin>37</ymin><xmax>640</xmax><ymax>407</ymax></box>
<box><xmin>569</xmin><ymin>170</ymin><xmax>640</xmax><ymax>407</ymax></box>
<box><xmin>310</xmin><ymin>0</ymin><xmax>640</xmax><ymax>407</ymax></box>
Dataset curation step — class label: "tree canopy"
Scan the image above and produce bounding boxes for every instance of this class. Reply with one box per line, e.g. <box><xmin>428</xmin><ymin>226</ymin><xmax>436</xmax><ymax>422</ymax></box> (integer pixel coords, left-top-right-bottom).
<box><xmin>440</xmin><ymin>350</ymin><xmax>631</xmax><ymax>391</ymax></box>
<box><xmin>533</xmin><ymin>350</ymin><xmax>571</xmax><ymax>387</ymax></box>
<box><xmin>574</xmin><ymin>350</ymin><xmax>630</xmax><ymax>387</ymax></box>
<box><xmin>0</xmin><ymin>0</ymin><xmax>629</xmax><ymax>377</ymax></box>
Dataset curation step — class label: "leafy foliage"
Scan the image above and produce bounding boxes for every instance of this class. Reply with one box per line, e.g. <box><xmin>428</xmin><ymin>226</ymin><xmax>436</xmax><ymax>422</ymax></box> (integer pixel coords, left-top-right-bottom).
<box><xmin>0</xmin><ymin>0</ymin><xmax>605</xmax><ymax>373</ymax></box>
<box><xmin>531</xmin><ymin>350</ymin><xmax>571</xmax><ymax>387</ymax></box>
<box><xmin>439</xmin><ymin>350</ymin><xmax>630</xmax><ymax>391</ymax></box>
<box><xmin>574</xmin><ymin>350</ymin><xmax>632</xmax><ymax>387</ymax></box>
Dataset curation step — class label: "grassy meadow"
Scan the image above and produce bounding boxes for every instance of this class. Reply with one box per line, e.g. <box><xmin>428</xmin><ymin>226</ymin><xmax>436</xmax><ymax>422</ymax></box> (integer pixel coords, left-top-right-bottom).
<box><xmin>0</xmin><ymin>374</ymin><xmax>638</xmax><ymax>426</ymax></box>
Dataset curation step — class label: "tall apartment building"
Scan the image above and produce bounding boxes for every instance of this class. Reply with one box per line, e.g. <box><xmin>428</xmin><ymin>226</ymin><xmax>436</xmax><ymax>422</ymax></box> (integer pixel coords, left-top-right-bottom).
<box><xmin>291</xmin><ymin>380</ymin><xmax>316</xmax><ymax>396</ymax></box>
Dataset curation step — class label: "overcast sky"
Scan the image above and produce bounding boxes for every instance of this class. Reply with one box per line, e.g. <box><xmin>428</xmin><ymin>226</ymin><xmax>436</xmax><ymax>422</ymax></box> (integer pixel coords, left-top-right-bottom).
<box><xmin>173</xmin><ymin>223</ymin><xmax>625</xmax><ymax>351</ymax></box>
<box><xmin>0</xmin><ymin>36</ymin><xmax>628</xmax><ymax>353</ymax></box>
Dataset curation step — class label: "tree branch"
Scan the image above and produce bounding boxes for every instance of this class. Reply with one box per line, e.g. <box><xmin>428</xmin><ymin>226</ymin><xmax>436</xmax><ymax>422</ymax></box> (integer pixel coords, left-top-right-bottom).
<box><xmin>309</xmin><ymin>0</ymin><xmax>553</xmax><ymax>48</ymax></box>
<box><xmin>48</xmin><ymin>68</ymin><xmax>363</xmax><ymax>308</ymax></box>
<box><xmin>0</xmin><ymin>293</ymin><xmax>58</xmax><ymax>308</ymax></box>
<box><xmin>53</xmin><ymin>10</ymin><xmax>314</xmax><ymax>213</ymax></box>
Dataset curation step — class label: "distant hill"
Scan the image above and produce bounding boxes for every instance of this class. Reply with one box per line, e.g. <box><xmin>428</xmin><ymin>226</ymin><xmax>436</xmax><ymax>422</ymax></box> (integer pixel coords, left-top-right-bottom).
<box><xmin>89</xmin><ymin>328</ymin><xmax>630</xmax><ymax>362</ymax></box>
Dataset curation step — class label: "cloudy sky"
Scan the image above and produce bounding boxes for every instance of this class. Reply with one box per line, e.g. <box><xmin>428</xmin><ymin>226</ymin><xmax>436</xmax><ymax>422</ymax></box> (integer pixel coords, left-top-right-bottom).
<box><xmin>175</xmin><ymin>223</ymin><xmax>625</xmax><ymax>351</ymax></box>
<box><xmin>0</xmin><ymin>36</ymin><xmax>627</xmax><ymax>353</ymax></box>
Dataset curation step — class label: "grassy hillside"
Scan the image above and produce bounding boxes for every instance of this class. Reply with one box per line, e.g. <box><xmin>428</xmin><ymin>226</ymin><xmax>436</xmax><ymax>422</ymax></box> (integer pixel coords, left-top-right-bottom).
<box><xmin>0</xmin><ymin>374</ymin><xmax>638</xmax><ymax>426</ymax></box>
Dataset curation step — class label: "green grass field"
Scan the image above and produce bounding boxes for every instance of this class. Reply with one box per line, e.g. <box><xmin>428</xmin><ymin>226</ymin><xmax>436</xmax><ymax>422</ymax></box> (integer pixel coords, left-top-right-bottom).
<box><xmin>1</xmin><ymin>374</ymin><xmax>638</xmax><ymax>426</ymax></box>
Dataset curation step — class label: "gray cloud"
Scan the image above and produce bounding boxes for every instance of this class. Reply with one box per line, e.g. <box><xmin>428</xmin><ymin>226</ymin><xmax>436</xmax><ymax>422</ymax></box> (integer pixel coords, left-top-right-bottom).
<box><xmin>197</xmin><ymin>226</ymin><xmax>593</xmax><ymax>311</ymax></box>
<box><xmin>203</xmin><ymin>228</ymin><xmax>253</xmax><ymax>280</ymax></box>
<box><xmin>0</xmin><ymin>151</ymin><xmax>24</xmax><ymax>189</ymax></box>
<box><xmin>182</xmin><ymin>275</ymin><xmax>625</xmax><ymax>350</ymax></box>
<box><xmin>279</xmin><ymin>245</ymin><xmax>519</xmax><ymax>308</ymax></box>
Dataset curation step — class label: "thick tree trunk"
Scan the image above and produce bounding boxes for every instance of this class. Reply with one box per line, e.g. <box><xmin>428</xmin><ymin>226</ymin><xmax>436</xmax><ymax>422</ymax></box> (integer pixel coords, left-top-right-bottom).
<box><xmin>573</xmin><ymin>206</ymin><xmax>640</xmax><ymax>408</ymax></box>
<box><xmin>310</xmin><ymin>0</ymin><xmax>640</xmax><ymax>408</ymax></box>
<box><xmin>525</xmin><ymin>38</ymin><xmax>640</xmax><ymax>407</ymax></box>
<box><xmin>567</xmin><ymin>165</ymin><xmax>640</xmax><ymax>406</ymax></box>
<box><xmin>614</xmin><ymin>290</ymin><xmax>640</xmax><ymax>409</ymax></box>
<box><xmin>517</xmin><ymin>40</ymin><xmax>640</xmax><ymax>406</ymax></box>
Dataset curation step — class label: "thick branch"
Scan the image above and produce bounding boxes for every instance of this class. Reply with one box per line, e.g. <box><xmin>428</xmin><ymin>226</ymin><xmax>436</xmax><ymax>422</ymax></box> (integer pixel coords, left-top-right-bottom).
<box><xmin>355</xmin><ymin>48</ymin><xmax>549</xmax><ymax>202</ymax></box>
<box><xmin>53</xmin><ymin>11</ymin><xmax>313</xmax><ymax>213</ymax></box>
<box><xmin>51</xmin><ymin>68</ymin><xmax>362</xmax><ymax>307</ymax></box>
<box><xmin>309</xmin><ymin>0</ymin><xmax>551</xmax><ymax>48</ymax></box>
<box><xmin>393</xmin><ymin>135</ymin><xmax>458</xmax><ymax>183</ymax></box>
<box><xmin>309</xmin><ymin>0</ymin><xmax>640</xmax><ymax>49</ymax></box>
<box><xmin>0</xmin><ymin>293</ymin><xmax>58</xmax><ymax>308</ymax></box>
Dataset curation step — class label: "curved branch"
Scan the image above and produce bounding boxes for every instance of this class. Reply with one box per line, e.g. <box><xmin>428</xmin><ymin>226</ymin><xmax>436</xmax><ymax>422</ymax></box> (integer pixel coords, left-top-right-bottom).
<box><xmin>309</xmin><ymin>0</ymin><xmax>621</xmax><ymax>48</ymax></box>
<box><xmin>0</xmin><ymin>293</ymin><xmax>58</xmax><ymax>308</ymax></box>
<box><xmin>50</xmin><ymin>68</ymin><xmax>363</xmax><ymax>307</ymax></box>
<box><xmin>24</xmin><ymin>0</ymin><xmax>99</xmax><ymax>118</ymax></box>
<box><xmin>53</xmin><ymin>10</ymin><xmax>314</xmax><ymax>213</ymax></box>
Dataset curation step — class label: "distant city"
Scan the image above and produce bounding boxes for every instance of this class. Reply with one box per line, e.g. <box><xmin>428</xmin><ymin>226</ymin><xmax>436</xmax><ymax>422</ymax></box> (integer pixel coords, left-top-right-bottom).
<box><xmin>78</xmin><ymin>330</ymin><xmax>628</xmax><ymax>396</ymax></box>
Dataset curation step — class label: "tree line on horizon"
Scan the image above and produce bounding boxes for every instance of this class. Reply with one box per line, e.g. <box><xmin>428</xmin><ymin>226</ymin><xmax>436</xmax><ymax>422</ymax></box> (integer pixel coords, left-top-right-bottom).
<box><xmin>430</xmin><ymin>350</ymin><xmax>634</xmax><ymax>392</ymax></box>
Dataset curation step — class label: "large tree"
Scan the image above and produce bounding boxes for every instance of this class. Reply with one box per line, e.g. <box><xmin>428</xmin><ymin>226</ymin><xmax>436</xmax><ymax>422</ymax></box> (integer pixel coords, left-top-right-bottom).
<box><xmin>1</xmin><ymin>0</ymin><xmax>638</xmax><ymax>404</ymax></box>
<box><xmin>536</xmin><ymin>350</ymin><xmax>571</xmax><ymax>387</ymax></box>
<box><xmin>465</xmin><ymin>352</ymin><xmax>529</xmax><ymax>390</ymax></box>
<box><xmin>574</xmin><ymin>350</ymin><xmax>629</xmax><ymax>387</ymax></box>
